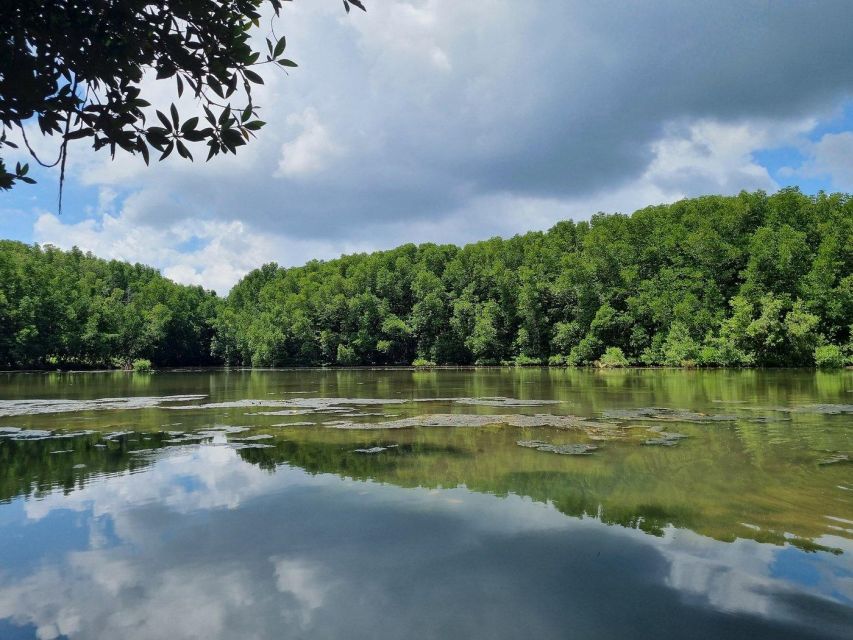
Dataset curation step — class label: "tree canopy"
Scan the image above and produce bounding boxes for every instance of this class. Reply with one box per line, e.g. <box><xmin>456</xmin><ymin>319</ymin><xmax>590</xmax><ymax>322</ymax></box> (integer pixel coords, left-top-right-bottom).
<box><xmin>214</xmin><ymin>189</ymin><xmax>852</xmax><ymax>368</ymax></box>
<box><xmin>0</xmin><ymin>0</ymin><xmax>364</xmax><ymax>196</ymax></box>
<box><xmin>0</xmin><ymin>240</ymin><xmax>220</xmax><ymax>368</ymax></box>
<box><xmin>2</xmin><ymin>189</ymin><xmax>850</xmax><ymax>370</ymax></box>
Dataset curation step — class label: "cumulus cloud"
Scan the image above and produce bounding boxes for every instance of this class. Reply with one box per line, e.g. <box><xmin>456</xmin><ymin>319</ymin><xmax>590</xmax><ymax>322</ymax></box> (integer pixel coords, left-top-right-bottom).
<box><xmin>13</xmin><ymin>0</ymin><xmax>853</xmax><ymax>290</ymax></box>
<box><xmin>33</xmin><ymin>210</ymin><xmax>371</xmax><ymax>294</ymax></box>
<box><xmin>660</xmin><ymin>527</ymin><xmax>853</xmax><ymax>631</ymax></box>
<box><xmin>791</xmin><ymin>131</ymin><xmax>853</xmax><ymax>190</ymax></box>
<box><xmin>271</xmin><ymin>558</ymin><xmax>329</xmax><ymax>627</ymax></box>
<box><xmin>276</xmin><ymin>108</ymin><xmax>344</xmax><ymax>178</ymax></box>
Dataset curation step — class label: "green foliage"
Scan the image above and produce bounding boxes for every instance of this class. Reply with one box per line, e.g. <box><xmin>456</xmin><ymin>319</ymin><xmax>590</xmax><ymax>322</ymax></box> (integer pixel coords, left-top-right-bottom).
<box><xmin>0</xmin><ymin>241</ymin><xmax>219</xmax><ymax>369</ymax></box>
<box><xmin>411</xmin><ymin>358</ymin><xmax>437</xmax><ymax>368</ymax></box>
<box><xmin>513</xmin><ymin>355</ymin><xmax>545</xmax><ymax>366</ymax></box>
<box><xmin>132</xmin><ymin>358</ymin><xmax>153</xmax><ymax>372</ymax></box>
<box><xmin>814</xmin><ymin>344</ymin><xmax>845</xmax><ymax>369</ymax></box>
<box><xmin>213</xmin><ymin>190</ymin><xmax>851</xmax><ymax>369</ymax></box>
<box><xmin>467</xmin><ymin>300</ymin><xmax>503</xmax><ymax>364</ymax></box>
<box><xmin>662</xmin><ymin>322</ymin><xmax>700</xmax><ymax>367</ymax></box>
<box><xmin>336</xmin><ymin>344</ymin><xmax>359</xmax><ymax>366</ymax></box>
<box><xmin>568</xmin><ymin>335</ymin><xmax>602</xmax><ymax>366</ymax></box>
<box><xmin>551</xmin><ymin>321</ymin><xmax>582</xmax><ymax>354</ymax></box>
<box><xmin>0</xmin><ymin>0</ymin><xmax>365</xmax><ymax>192</ymax></box>
<box><xmin>4</xmin><ymin>189</ymin><xmax>850</xmax><ymax>370</ymax></box>
<box><xmin>598</xmin><ymin>347</ymin><xmax>629</xmax><ymax>368</ymax></box>
<box><xmin>547</xmin><ymin>354</ymin><xmax>568</xmax><ymax>367</ymax></box>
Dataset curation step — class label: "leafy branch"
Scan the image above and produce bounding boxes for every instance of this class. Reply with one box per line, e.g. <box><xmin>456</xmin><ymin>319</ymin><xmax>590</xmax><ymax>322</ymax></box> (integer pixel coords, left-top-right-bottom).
<box><xmin>0</xmin><ymin>0</ymin><xmax>366</xmax><ymax>210</ymax></box>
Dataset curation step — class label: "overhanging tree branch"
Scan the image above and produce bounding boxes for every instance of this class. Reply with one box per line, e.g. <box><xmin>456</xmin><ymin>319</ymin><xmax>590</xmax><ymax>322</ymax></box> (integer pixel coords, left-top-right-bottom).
<box><xmin>0</xmin><ymin>0</ymin><xmax>366</xmax><ymax>204</ymax></box>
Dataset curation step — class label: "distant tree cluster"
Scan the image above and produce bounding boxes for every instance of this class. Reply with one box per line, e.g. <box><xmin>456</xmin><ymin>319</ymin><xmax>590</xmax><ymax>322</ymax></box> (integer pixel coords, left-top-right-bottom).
<box><xmin>214</xmin><ymin>189</ymin><xmax>852</xmax><ymax>368</ymax></box>
<box><xmin>1</xmin><ymin>189</ymin><xmax>850</xmax><ymax>370</ymax></box>
<box><xmin>0</xmin><ymin>241</ymin><xmax>218</xmax><ymax>368</ymax></box>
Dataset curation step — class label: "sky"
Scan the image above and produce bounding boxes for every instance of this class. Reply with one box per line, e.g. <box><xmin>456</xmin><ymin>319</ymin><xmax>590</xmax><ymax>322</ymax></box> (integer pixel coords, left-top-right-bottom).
<box><xmin>3</xmin><ymin>0</ymin><xmax>853</xmax><ymax>294</ymax></box>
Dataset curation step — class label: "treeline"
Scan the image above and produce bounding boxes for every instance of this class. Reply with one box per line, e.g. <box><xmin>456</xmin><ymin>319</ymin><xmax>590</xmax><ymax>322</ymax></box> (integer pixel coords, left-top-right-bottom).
<box><xmin>215</xmin><ymin>189</ymin><xmax>851</xmax><ymax>368</ymax></box>
<box><xmin>2</xmin><ymin>189</ymin><xmax>851</xmax><ymax>370</ymax></box>
<box><xmin>0</xmin><ymin>241</ymin><xmax>219</xmax><ymax>369</ymax></box>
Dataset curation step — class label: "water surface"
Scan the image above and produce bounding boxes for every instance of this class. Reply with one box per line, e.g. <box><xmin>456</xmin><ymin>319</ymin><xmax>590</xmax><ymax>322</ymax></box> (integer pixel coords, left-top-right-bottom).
<box><xmin>0</xmin><ymin>368</ymin><xmax>851</xmax><ymax>639</ymax></box>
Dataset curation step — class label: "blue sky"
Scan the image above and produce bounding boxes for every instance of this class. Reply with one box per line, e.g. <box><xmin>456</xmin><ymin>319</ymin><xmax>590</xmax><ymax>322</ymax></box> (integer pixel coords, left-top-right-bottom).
<box><xmin>3</xmin><ymin>0</ymin><xmax>853</xmax><ymax>293</ymax></box>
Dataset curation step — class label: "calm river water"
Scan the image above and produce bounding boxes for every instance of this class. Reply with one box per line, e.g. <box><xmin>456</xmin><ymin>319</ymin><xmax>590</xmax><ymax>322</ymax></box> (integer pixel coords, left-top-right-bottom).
<box><xmin>0</xmin><ymin>368</ymin><xmax>850</xmax><ymax>639</ymax></box>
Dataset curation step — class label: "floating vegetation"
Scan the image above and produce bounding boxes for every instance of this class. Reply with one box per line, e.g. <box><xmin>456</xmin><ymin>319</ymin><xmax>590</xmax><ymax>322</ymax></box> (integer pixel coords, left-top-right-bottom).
<box><xmin>791</xmin><ymin>404</ymin><xmax>853</xmax><ymax>415</ymax></box>
<box><xmin>0</xmin><ymin>392</ymin><xmax>846</xmax><ymax>469</ymax></box>
<box><xmin>744</xmin><ymin>415</ymin><xmax>792</xmax><ymax>423</ymax></box>
<box><xmin>168</xmin><ymin>399</ymin><xmax>298</xmax><ymax>410</ymax></box>
<box><xmin>354</xmin><ymin>445</ymin><xmax>399</xmax><ymax>454</ymax></box>
<box><xmin>0</xmin><ymin>394</ymin><xmax>208</xmax><ymax>417</ymax></box>
<box><xmin>740</xmin><ymin>403</ymin><xmax>853</xmax><ymax>415</ymax></box>
<box><xmin>251</xmin><ymin>409</ymin><xmax>314</xmax><ymax>416</ymax></box>
<box><xmin>453</xmin><ymin>397</ymin><xmax>560</xmax><ymax>407</ymax></box>
<box><xmin>163</xmin><ymin>434</ymin><xmax>207</xmax><ymax>444</ymax></box>
<box><xmin>321</xmin><ymin>413</ymin><xmax>620</xmax><ymax>433</ymax></box>
<box><xmin>229</xmin><ymin>442</ymin><xmax>275</xmax><ymax>450</ymax></box>
<box><xmin>196</xmin><ymin>426</ymin><xmax>250</xmax><ymax>435</ymax></box>
<box><xmin>103</xmin><ymin>431</ymin><xmax>134</xmax><ymax>440</ymax></box>
<box><xmin>644</xmin><ymin>431</ymin><xmax>688</xmax><ymax>446</ymax></box>
<box><xmin>602</xmin><ymin>407</ymin><xmax>738</xmax><ymax>423</ymax></box>
<box><xmin>340</xmin><ymin>411</ymin><xmax>387</xmax><ymax>417</ymax></box>
<box><xmin>516</xmin><ymin>440</ymin><xmax>598</xmax><ymax>455</ymax></box>
<box><xmin>168</xmin><ymin>397</ymin><xmax>409</xmax><ymax>411</ymax></box>
<box><xmin>2</xmin><ymin>429</ymin><xmax>53</xmax><ymax>440</ymax></box>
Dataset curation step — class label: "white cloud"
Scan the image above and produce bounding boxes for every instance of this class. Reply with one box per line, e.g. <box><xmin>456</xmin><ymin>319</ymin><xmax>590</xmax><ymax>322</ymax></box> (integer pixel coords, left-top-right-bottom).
<box><xmin>792</xmin><ymin>131</ymin><xmax>853</xmax><ymax>190</ymax></box>
<box><xmin>271</xmin><ymin>558</ymin><xmax>329</xmax><ymax>627</ymax></box>
<box><xmin>276</xmin><ymin>108</ymin><xmax>344</xmax><ymax>178</ymax></box>
<box><xmin>33</xmin><ymin>211</ymin><xmax>281</xmax><ymax>294</ymax></box>
<box><xmin>641</xmin><ymin>117</ymin><xmax>820</xmax><ymax>196</ymax></box>
<box><xmin>660</xmin><ymin>527</ymin><xmax>853</xmax><ymax>626</ymax></box>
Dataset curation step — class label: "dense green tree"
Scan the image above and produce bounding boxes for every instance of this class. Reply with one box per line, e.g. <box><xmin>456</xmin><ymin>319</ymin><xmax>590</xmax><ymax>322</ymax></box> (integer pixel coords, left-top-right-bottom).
<box><xmin>3</xmin><ymin>189</ymin><xmax>851</xmax><ymax>370</ymax></box>
<box><xmin>214</xmin><ymin>189</ymin><xmax>851</xmax><ymax>368</ymax></box>
<box><xmin>0</xmin><ymin>240</ymin><xmax>218</xmax><ymax>368</ymax></box>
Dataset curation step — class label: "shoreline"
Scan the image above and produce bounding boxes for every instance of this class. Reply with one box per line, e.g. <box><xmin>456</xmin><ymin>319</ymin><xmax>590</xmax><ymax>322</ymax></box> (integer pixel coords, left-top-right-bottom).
<box><xmin>2</xmin><ymin>364</ymin><xmax>851</xmax><ymax>374</ymax></box>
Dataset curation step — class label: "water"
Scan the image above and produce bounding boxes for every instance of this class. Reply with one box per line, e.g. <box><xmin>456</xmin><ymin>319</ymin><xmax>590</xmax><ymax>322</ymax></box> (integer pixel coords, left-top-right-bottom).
<box><xmin>0</xmin><ymin>368</ymin><xmax>850</xmax><ymax>639</ymax></box>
